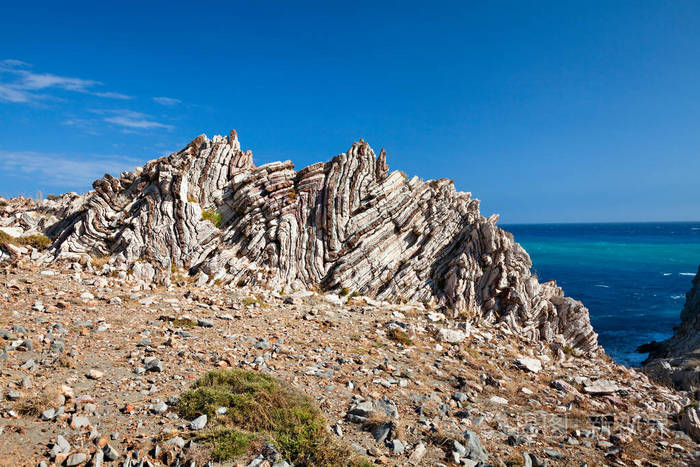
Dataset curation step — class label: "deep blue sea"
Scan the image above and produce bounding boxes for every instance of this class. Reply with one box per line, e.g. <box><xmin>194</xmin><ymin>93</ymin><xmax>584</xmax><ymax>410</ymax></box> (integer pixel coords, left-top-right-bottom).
<box><xmin>503</xmin><ymin>222</ymin><xmax>700</xmax><ymax>367</ymax></box>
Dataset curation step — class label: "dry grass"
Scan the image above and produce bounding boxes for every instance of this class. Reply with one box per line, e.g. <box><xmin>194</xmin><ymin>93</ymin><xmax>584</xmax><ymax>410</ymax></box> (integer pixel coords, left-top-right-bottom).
<box><xmin>0</xmin><ymin>231</ymin><xmax>51</xmax><ymax>250</ymax></box>
<box><xmin>386</xmin><ymin>328</ymin><xmax>413</xmax><ymax>346</ymax></box>
<box><xmin>89</xmin><ymin>255</ymin><xmax>111</xmax><ymax>269</ymax></box>
<box><xmin>16</xmin><ymin>388</ymin><xmax>59</xmax><ymax>416</ymax></box>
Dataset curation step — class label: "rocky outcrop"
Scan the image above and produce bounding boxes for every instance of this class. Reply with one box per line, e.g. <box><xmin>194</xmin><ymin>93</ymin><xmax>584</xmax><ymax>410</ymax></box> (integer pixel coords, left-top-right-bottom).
<box><xmin>641</xmin><ymin>266</ymin><xmax>700</xmax><ymax>391</ymax></box>
<box><xmin>0</xmin><ymin>130</ymin><xmax>600</xmax><ymax>354</ymax></box>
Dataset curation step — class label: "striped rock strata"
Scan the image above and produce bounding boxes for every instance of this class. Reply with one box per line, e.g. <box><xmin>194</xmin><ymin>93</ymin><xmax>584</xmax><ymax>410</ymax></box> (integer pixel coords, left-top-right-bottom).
<box><xmin>1</xmin><ymin>131</ymin><xmax>599</xmax><ymax>354</ymax></box>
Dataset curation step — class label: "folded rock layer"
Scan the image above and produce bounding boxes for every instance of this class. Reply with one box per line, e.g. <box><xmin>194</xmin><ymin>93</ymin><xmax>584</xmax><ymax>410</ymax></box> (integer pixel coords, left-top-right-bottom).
<box><xmin>2</xmin><ymin>131</ymin><xmax>600</xmax><ymax>354</ymax></box>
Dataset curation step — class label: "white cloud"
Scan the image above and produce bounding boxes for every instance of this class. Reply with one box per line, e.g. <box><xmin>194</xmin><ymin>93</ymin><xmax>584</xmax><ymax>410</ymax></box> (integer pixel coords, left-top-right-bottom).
<box><xmin>0</xmin><ymin>83</ymin><xmax>32</xmax><ymax>103</ymax></box>
<box><xmin>0</xmin><ymin>59</ymin><xmax>132</xmax><ymax>102</ymax></box>
<box><xmin>152</xmin><ymin>96</ymin><xmax>181</xmax><ymax>106</ymax></box>
<box><xmin>92</xmin><ymin>91</ymin><xmax>133</xmax><ymax>100</ymax></box>
<box><xmin>100</xmin><ymin>110</ymin><xmax>173</xmax><ymax>130</ymax></box>
<box><xmin>0</xmin><ymin>151</ymin><xmax>143</xmax><ymax>188</ymax></box>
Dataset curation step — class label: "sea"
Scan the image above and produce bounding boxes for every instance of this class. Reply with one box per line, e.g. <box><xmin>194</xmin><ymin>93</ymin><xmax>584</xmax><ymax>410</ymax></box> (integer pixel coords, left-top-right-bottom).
<box><xmin>502</xmin><ymin>222</ymin><xmax>700</xmax><ymax>367</ymax></box>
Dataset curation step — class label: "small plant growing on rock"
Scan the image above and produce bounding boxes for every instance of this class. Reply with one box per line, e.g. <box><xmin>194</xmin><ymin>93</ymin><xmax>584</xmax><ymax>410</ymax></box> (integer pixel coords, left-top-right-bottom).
<box><xmin>201</xmin><ymin>209</ymin><xmax>222</xmax><ymax>228</ymax></box>
<box><xmin>339</xmin><ymin>287</ymin><xmax>350</xmax><ymax>297</ymax></box>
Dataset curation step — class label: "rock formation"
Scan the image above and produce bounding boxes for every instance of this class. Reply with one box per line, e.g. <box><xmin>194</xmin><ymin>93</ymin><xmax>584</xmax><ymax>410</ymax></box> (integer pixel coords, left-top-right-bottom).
<box><xmin>642</xmin><ymin>265</ymin><xmax>700</xmax><ymax>391</ymax></box>
<box><xmin>0</xmin><ymin>130</ymin><xmax>600</xmax><ymax>354</ymax></box>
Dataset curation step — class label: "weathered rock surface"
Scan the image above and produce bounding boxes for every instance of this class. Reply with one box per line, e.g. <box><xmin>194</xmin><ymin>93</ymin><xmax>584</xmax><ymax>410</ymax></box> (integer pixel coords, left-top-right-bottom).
<box><xmin>0</xmin><ymin>130</ymin><xmax>599</xmax><ymax>354</ymax></box>
<box><xmin>642</xmin><ymin>266</ymin><xmax>700</xmax><ymax>391</ymax></box>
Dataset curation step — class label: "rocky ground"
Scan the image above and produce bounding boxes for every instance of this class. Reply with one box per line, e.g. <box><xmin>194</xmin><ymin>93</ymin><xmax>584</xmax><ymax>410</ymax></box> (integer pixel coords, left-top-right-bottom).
<box><xmin>1</xmin><ymin>256</ymin><xmax>698</xmax><ymax>466</ymax></box>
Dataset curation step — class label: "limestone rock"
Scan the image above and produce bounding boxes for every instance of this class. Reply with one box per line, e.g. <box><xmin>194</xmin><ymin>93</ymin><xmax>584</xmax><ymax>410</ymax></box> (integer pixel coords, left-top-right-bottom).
<box><xmin>1</xmin><ymin>130</ymin><xmax>600</xmax><ymax>354</ymax></box>
<box><xmin>514</xmin><ymin>357</ymin><xmax>542</xmax><ymax>373</ymax></box>
<box><xmin>679</xmin><ymin>405</ymin><xmax>700</xmax><ymax>442</ymax></box>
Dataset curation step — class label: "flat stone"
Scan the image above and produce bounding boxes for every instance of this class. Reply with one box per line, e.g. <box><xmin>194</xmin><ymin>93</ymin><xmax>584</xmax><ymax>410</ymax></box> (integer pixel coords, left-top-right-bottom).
<box><xmin>583</xmin><ymin>379</ymin><xmax>619</xmax><ymax>395</ymax></box>
<box><xmin>438</xmin><ymin>328</ymin><xmax>468</xmax><ymax>344</ymax></box>
<box><xmin>514</xmin><ymin>357</ymin><xmax>542</xmax><ymax>373</ymax></box>
<box><xmin>66</xmin><ymin>452</ymin><xmax>88</xmax><ymax>466</ymax></box>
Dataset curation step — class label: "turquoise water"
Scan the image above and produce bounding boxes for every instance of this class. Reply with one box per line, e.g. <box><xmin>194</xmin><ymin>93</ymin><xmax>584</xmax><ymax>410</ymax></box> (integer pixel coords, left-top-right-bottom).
<box><xmin>503</xmin><ymin>222</ymin><xmax>700</xmax><ymax>366</ymax></box>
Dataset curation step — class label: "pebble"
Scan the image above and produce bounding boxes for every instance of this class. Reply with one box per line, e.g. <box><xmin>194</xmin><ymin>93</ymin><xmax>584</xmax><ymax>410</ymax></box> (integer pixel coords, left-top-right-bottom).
<box><xmin>189</xmin><ymin>414</ymin><xmax>207</xmax><ymax>430</ymax></box>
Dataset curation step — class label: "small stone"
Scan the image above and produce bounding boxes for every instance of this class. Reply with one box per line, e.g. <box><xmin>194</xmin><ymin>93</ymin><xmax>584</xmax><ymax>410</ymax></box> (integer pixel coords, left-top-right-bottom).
<box><xmin>66</xmin><ymin>452</ymin><xmax>88</xmax><ymax>466</ymax></box>
<box><xmin>189</xmin><ymin>414</ymin><xmax>207</xmax><ymax>430</ymax></box>
<box><xmin>438</xmin><ymin>328</ymin><xmax>468</xmax><ymax>344</ymax></box>
<box><xmin>71</xmin><ymin>415</ymin><xmax>91</xmax><ymax>429</ymax></box>
<box><xmin>390</xmin><ymin>439</ymin><xmax>405</xmax><ymax>454</ymax></box>
<box><xmin>152</xmin><ymin>402</ymin><xmax>168</xmax><ymax>414</ymax></box>
<box><xmin>88</xmin><ymin>369</ymin><xmax>104</xmax><ymax>380</ymax></box>
<box><xmin>489</xmin><ymin>396</ymin><xmax>508</xmax><ymax>405</ymax></box>
<box><xmin>514</xmin><ymin>357</ymin><xmax>542</xmax><ymax>373</ymax></box>
<box><xmin>583</xmin><ymin>379</ymin><xmax>619</xmax><ymax>395</ymax></box>
<box><xmin>409</xmin><ymin>442</ymin><xmax>426</xmax><ymax>463</ymax></box>
<box><xmin>103</xmin><ymin>444</ymin><xmax>120</xmax><ymax>461</ymax></box>
<box><xmin>55</xmin><ymin>435</ymin><xmax>71</xmax><ymax>453</ymax></box>
<box><xmin>144</xmin><ymin>358</ymin><xmax>162</xmax><ymax>373</ymax></box>
<box><xmin>370</xmin><ymin>422</ymin><xmax>392</xmax><ymax>442</ymax></box>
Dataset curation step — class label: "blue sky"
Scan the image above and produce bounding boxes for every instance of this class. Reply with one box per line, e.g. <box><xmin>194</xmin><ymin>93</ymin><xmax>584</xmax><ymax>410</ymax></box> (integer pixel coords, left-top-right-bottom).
<box><xmin>1</xmin><ymin>1</ymin><xmax>699</xmax><ymax>223</ymax></box>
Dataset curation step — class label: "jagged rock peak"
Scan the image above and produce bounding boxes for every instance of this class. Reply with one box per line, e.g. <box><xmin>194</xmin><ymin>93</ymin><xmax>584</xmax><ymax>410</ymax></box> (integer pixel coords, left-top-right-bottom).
<box><xmin>2</xmin><ymin>130</ymin><xmax>600</xmax><ymax>355</ymax></box>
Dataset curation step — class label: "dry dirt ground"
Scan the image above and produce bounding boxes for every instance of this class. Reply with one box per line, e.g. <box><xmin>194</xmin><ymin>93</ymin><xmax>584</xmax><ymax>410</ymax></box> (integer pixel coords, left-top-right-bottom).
<box><xmin>0</xmin><ymin>260</ymin><xmax>698</xmax><ymax>466</ymax></box>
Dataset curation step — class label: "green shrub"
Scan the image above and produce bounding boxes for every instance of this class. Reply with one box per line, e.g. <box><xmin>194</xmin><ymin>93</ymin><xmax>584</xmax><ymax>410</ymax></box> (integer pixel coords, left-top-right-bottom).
<box><xmin>178</xmin><ymin>369</ymin><xmax>368</xmax><ymax>465</ymax></box>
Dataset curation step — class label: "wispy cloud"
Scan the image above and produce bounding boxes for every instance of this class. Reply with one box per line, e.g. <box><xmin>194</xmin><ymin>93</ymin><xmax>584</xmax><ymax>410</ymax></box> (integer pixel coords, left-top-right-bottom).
<box><xmin>152</xmin><ymin>96</ymin><xmax>181</xmax><ymax>106</ymax></box>
<box><xmin>0</xmin><ymin>59</ymin><xmax>132</xmax><ymax>102</ymax></box>
<box><xmin>96</xmin><ymin>109</ymin><xmax>173</xmax><ymax>130</ymax></box>
<box><xmin>0</xmin><ymin>150</ymin><xmax>143</xmax><ymax>188</ymax></box>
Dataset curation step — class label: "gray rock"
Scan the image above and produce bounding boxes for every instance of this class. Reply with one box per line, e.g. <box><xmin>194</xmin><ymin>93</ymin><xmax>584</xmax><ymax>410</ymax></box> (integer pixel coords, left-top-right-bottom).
<box><xmin>92</xmin><ymin>449</ymin><xmax>104</xmax><ymax>467</ymax></box>
<box><xmin>55</xmin><ymin>435</ymin><xmax>71</xmax><ymax>453</ymax></box>
<box><xmin>103</xmin><ymin>443</ymin><xmax>120</xmax><ymax>461</ymax></box>
<box><xmin>41</xmin><ymin>408</ymin><xmax>56</xmax><ymax>420</ymax></box>
<box><xmin>544</xmin><ymin>447</ymin><xmax>563</xmax><ymax>459</ymax></box>
<box><xmin>71</xmin><ymin>415</ymin><xmax>91</xmax><ymax>429</ymax></box>
<box><xmin>144</xmin><ymin>358</ymin><xmax>162</xmax><ymax>373</ymax></box>
<box><xmin>390</xmin><ymin>439</ymin><xmax>405</xmax><ymax>454</ymax></box>
<box><xmin>514</xmin><ymin>357</ymin><xmax>542</xmax><ymax>373</ymax></box>
<box><xmin>189</xmin><ymin>414</ymin><xmax>207</xmax><ymax>430</ymax></box>
<box><xmin>370</xmin><ymin>422</ymin><xmax>392</xmax><ymax>442</ymax></box>
<box><xmin>583</xmin><ymin>379</ymin><xmax>619</xmax><ymax>395</ymax></box>
<box><xmin>66</xmin><ymin>452</ymin><xmax>88</xmax><ymax>466</ymax></box>
<box><xmin>463</xmin><ymin>430</ymin><xmax>488</xmax><ymax>461</ymax></box>
<box><xmin>197</xmin><ymin>318</ymin><xmax>214</xmax><ymax>328</ymax></box>
<box><xmin>348</xmin><ymin>401</ymin><xmax>374</xmax><ymax>418</ymax></box>
<box><xmin>6</xmin><ymin>390</ymin><xmax>20</xmax><ymax>400</ymax></box>
<box><xmin>452</xmin><ymin>440</ymin><xmax>467</xmax><ymax>456</ymax></box>
<box><xmin>152</xmin><ymin>402</ymin><xmax>168</xmax><ymax>414</ymax></box>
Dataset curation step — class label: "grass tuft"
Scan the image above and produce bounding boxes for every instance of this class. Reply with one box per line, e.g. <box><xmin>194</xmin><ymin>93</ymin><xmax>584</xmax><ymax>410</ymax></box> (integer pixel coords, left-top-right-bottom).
<box><xmin>386</xmin><ymin>328</ymin><xmax>413</xmax><ymax>346</ymax></box>
<box><xmin>202</xmin><ymin>209</ymin><xmax>222</xmax><ymax>228</ymax></box>
<box><xmin>0</xmin><ymin>231</ymin><xmax>51</xmax><ymax>250</ymax></box>
<box><xmin>177</xmin><ymin>369</ymin><xmax>368</xmax><ymax>465</ymax></box>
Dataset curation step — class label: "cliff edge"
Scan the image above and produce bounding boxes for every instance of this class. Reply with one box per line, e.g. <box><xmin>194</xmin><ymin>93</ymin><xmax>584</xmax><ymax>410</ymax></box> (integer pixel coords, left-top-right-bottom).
<box><xmin>642</xmin><ymin>265</ymin><xmax>700</xmax><ymax>391</ymax></box>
